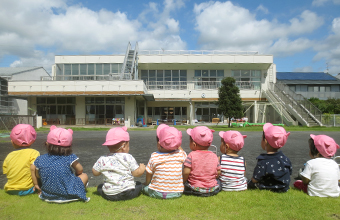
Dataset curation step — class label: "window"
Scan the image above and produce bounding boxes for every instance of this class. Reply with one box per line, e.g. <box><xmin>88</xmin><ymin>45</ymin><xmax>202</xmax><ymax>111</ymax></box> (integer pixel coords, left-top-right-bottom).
<box><xmin>232</xmin><ymin>70</ymin><xmax>261</xmax><ymax>90</ymax></box>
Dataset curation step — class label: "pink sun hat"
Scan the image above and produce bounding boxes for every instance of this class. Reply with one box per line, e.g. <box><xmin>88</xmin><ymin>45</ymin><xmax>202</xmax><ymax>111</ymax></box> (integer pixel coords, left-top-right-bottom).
<box><xmin>219</xmin><ymin>130</ymin><xmax>247</xmax><ymax>151</ymax></box>
<box><xmin>187</xmin><ymin>126</ymin><xmax>215</xmax><ymax>147</ymax></box>
<box><xmin>47</xmin><ymin>125</ymin><xmax>73</xmax><ymax>147</ymax></box>
<box><xmin>159</xmin><ymin>127</ymin><xmax>182</xmax><ymax>150</ymax></box>
<box><xmin>310</xmin><ymin>134</ymin><xmax>339</xmax><ymax>158</ymax></box>
<box><xmin>10</xmin><ymin>124</ymin><xmax>37</xmax><ymax>147</ymax></box>
<box><xmin>263</xmin><ymin>123</ymin><xmax>290</xmax><ymax>149</ymax></box>
<box><xmin>156</xmin><ymin>124</ymin><xmax>169</xmax><ymax>138</ymax></box>
<box><xmin>103</xmin><ymin>126</ymin><xmax>130</xmax><ymax>146</ymax></box>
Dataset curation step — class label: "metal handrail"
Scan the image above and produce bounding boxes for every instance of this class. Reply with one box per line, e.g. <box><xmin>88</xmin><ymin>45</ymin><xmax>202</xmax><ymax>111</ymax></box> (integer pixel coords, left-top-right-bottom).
<box><xmin>275</xmin><ymin>82</ymin><xmax>322</xmax><ymax>124</ymax></box>
<box><xmin>130</xmin><ymin>42</ymin><xmax>138</xmax><ymax>78</ymax></box>
<box><xmin>139</xmin><ymin>50</ymin><xmax>260</xmax><ymax>55</ymax></box>
<box><xmin>145</xmin><ymin>80</ymin><xmax>260</xmax><ymax>90</ymax></box>
<box><xmin>120</xmin><ymin>42</ymin><xmax>131</xmax><ymax>79</ymax></box>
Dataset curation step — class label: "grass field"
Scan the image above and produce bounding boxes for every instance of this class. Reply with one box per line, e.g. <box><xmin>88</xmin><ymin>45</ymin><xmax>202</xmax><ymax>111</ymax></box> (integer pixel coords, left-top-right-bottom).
<box><xmin>1</xmin><ymin>187</ymin><xmax>339</xmax><ymax>220</ymax></box>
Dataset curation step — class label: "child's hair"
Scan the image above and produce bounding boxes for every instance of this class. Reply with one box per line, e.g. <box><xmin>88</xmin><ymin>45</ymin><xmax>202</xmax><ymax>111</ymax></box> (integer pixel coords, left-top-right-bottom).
<box><xmin>308</xmin><ymin>138</ymin><xmax>319</xmax><ymax>157</ymax></box>
<box><xmin>107</xmin><ymin>141</ymin><xmax>127</xmax><ymax>152</ymax></box>
<box><xmin>46</xmin><ymin>142</ymin><xmax>72</xmax><ymax>156</ymax></box>
<box><xmin>189</xmin><ymin>136</ymin><xmax>209</xmax><ymax>150</ymax></box>
<box><xmin>10</xmin><ymin>124</ymin><xmax>37</xmax><ymax>147</ymax></box>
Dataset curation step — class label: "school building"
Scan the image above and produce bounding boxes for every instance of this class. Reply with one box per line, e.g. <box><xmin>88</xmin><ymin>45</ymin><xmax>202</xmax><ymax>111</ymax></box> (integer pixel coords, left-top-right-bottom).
<box><xmin>6</xmin><ymin>42</ymin><xmax>326</xmax><ymax>127</ymax></box>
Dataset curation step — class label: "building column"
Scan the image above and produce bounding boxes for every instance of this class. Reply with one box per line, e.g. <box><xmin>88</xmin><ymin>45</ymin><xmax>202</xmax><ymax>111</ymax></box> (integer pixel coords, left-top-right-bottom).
<box><xmin>144</xmin><ymin>100</ymin><xmax>147</xmax><ymax>126</ymax></box>
<box><xmin>125</xmin><ymin>96</ymin><xmax>136</xmax><ymax>127</ymax></box>
<box><xmin>253</xmin><ymin>101</ymin><xmax>258</xmax><ymax>123</ymax></box>
<box><xmin>190</xmin><ymin>101</ymin><xmax>194</xmax><ymax>125</ymax></box>
<box><xmin>75</xmin><ymin>96</ymin><xmax>85</xmax><ymax>125</ymax></box>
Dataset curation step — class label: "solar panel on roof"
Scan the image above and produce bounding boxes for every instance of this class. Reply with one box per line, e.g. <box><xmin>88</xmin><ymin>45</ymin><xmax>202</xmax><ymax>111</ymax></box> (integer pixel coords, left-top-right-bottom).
<box><xmin>276</xmin><ymin>72</ymin><xmax>337</xmax><ymax>81</ymax></box>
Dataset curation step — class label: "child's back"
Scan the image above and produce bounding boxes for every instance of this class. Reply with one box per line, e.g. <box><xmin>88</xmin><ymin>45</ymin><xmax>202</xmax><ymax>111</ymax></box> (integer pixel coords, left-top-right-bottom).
<box><xmin>3</xmin><ymin>124</ymin><xmax>39</xmax><ymax>195</ymax></box>
<box><xmin>248</xmin><ymin>123</ymin><xmax>292</xmax><ymax>192</ymax></box>
<box><xmin>146</xmin><ymin>149</ymin><xmax>187</xmax><ymax>193</ymax></box>
<box><xmin>183</xmin><ymin>126</ymin><xmax>221</xmax><ymax>196</ymax></box>
<box><xmin>295</xmin><ymin>134</ymin><xmax>340</xmax><ymax>197</ymax></box>
<box><xmin>143</xmin><ymin>126</ymin><xmax>186</xmax><ymax>199</ymax></box>
<box><xmin>219</xmin><ymin>131</ymin><xmax>247</xmax><ymax>191</ymax></box>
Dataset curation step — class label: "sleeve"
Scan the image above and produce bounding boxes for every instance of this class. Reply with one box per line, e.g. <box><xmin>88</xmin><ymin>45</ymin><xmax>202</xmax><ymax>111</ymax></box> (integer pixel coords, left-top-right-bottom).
<box><xmin>252</xmin><ymin>160</ymin><xmax>265</xmax><ymax>181</ymax></box>
<box><xmin>300</xmin><ymin>161</ymin><xmax>312</xmax><ymax>180</ymax></box>
<box><xmin>92</xmin><ymin>157</ymin><xmax>103</xmax><ymax>172</ymax></box>
<box><xmin>69</xmin><ymin>154</ymin><xmax>79</xmax><ymax>166</ymax></box>
<box><xmin>216</xmin><ymin>155</ymin><xmax>221</xmax><ymax>170</ymax></box>
<box><xmin>3</xmin><ymin>156</ymin><xmax>8</xmax><ymax>174</ymax></box>
<box><xmin>30</xmin><ymin>150</ymin><xmax>40</xmax><ymax>165</ymax></box>
<box><xmin>34</xmin><ymin>156</ymin><xmax>41</xmax><ymax>170</ymax></box>
<box><xmin>128</xmin><ymin>155</ymin><xmax>139</xmax><ymax>172</ymax></box>
<box><xmin>145</xmin><ymin>156</ymin><xmax>154</xmax><ymax>174</ymax></box>
<box><xmin>183</xmin><ymin>153</ymin><xmax>192</xmax><ymax>168</ymax></box>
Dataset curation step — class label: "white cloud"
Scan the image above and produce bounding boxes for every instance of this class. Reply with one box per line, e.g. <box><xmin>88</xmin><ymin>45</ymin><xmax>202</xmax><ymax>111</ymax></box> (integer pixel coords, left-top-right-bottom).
<box><xmin>256</xmin><ymin>5</ymin><xmax>268</xmax><ymax>14</ymax></box>
<box><xmin>0</xmin><ymin>0</ymin><xmax>186</xmax><ymax>72</ymax></box>
<box><xmin>293</xmin><ymin>66</ymin><xmax>314</xmax><ymax>72</ymax></box>
<box><xmin>194</xmin><ymin>1</ymin><xmax>323</xmax><ymax>56</ymax></box>
<box><xmin>312</xmin><ymin>0</ymin><xmax>340</xmax><ymax>6</ymax></box>
<box><xmin>314</xmin><ymin>18</ymin><xmax>340</xmax><ymax>74</ymax></box>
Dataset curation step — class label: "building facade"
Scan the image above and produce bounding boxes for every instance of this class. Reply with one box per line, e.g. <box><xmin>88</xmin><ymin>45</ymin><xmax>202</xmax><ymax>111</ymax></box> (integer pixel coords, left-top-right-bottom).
<box><xmin>7</xmin><ymin>43</ymin><xmax>322</xmax><ymax>127</ymax></box>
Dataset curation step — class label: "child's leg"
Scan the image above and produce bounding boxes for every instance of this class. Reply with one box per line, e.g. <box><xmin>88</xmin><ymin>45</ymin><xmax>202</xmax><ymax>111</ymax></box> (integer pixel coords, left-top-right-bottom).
<box><xmin>77</xmin><ymin>173</ymin><xmax>88</xmax><ymax>187</ymax></box>
<box><xmin>293</xmin><ymin>180</ymin><xmax>308</xmax><ymax>193</ymax></box>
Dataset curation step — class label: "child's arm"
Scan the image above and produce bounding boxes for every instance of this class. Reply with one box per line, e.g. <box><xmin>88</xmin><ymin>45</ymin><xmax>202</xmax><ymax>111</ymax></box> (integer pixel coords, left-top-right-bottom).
<box><xmin>216</xmin><ymin>169</ymin><xmax>221</xmax><ymax>178</ymax></box>
<box><xmin>183</xmin><ymin>166</ymin><xmax>191</xmax><ymax>183</ymax></box>
<box><xmin>30</xmin><ymin>164</ymin><xmax>41</xmax><ymax>194</ymax></box>
<box><xmin>301</xmin><ymin>176</ymin><xmax>310</xmax><ymax>185</ymax></box>
<box><xmin>143</xmin><ymin>172</ymin><xmax>153</xmax><ymax>185</ymax></box>
<box><xmin>131</xmin><ymin>163</ymin><xmax>146</xmax><ymax>177</ymax></box>
<box><xmin>71</xmin><ymin>161</ymin><xmax>83</xmax><ymax>176</ymax></box>
<box><xmin>92</xmin><ymin>168</ymin><xmax>101</xmax><ymax>176</ymax></box>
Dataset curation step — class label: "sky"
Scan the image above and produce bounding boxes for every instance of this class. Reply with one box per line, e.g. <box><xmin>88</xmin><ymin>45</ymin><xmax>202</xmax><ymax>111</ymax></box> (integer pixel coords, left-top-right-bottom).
<box><xmin>0</xmin><ymin>0</ymin><xmax>340</xmax><ymax>75</ymax></box>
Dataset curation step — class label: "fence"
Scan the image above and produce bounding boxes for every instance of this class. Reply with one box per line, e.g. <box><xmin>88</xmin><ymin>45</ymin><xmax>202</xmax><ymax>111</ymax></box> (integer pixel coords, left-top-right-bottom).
<box><xmin>0</xmin><ymin>115</ymin><xmax>36</xmax><ymax>134</ymax></box>
<box><xmin>322</xmin><ymin>114</ymin><xmax>340</xmax><ymax>127</ymax></box>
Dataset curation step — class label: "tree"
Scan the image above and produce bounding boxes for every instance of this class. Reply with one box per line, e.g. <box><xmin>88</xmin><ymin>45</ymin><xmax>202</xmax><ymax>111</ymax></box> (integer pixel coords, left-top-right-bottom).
<box><xmin>216</xmin><ymin>77</ymin><xmax>243</xmax><ymax>127</ymax></box>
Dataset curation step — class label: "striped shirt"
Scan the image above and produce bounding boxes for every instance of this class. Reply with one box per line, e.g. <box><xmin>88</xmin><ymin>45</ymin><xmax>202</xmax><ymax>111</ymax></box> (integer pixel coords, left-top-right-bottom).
<box><xmin>219</xmin><ymin>154</ymin><xmax>247</xmax><ymax>191</ymax></box>
<box><xmin>146</xmin><ymin>149</ymin><xmax>187</xmax><ymax>193</ymax></box>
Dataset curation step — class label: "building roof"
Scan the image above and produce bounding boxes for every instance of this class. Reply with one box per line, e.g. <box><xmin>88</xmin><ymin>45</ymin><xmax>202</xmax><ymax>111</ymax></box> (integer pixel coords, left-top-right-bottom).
<box><xmin>0</xmin><ymin>67</ymin><xmax>44</xmax><ymax>76</ymax></box>
<box><xmin>277</xmin><ymin>72</ymin><xmax>338</xmax><ymax>81</ymax></box>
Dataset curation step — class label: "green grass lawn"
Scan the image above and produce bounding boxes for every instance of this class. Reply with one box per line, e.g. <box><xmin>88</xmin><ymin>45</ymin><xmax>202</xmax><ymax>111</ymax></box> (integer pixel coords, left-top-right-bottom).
<box><xmin>1</xmin><ymin>187</ymin><xmax>339</xmax><ymax>220</ymax></box>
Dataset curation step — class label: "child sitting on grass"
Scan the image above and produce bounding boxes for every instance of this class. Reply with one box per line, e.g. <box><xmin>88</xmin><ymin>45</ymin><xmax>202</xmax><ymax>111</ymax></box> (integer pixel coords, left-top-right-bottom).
<box><xmin>143</xmin><ymin>126</ymin><xmax>187</xmax><ymax>199</ymax></box>
<box><xmin>248</xmin><ymin>123</ymin><xmax>292</xmax><ymax>192</ymax></box>
<box><xmin>92</xmin><ymin>126</ymin><xmax>145</xmax><ymax>201</ymax></box>
<box><xmin>183</xmin><ymin>126</ymin><xmax>221</xmax><ymax>197</ymax></box>
<box><xmin>3</xmin><ymin>124</ymin><xmax>39</xmax><ymax>196</ymax></box>
<box><xmin>31</xmin><ymin>126</ymin><xmax>89</xmax><ymax>203</ymax></box>
<box><xmin>294</xmin><ymin>134</ymin><xmax>340</xmax><ymax>197</ymax></box>
<box><xmin>219</xmin><ymin>130</ymin><xmax>247</xmax><ymax>191</ymax></box>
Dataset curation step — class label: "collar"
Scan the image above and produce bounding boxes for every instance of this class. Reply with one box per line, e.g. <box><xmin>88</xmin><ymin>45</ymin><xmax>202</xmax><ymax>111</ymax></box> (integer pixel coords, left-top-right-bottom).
<box><xmin>257</xmin><ymin>151</ymin><xmax>283</xmax><ymax>160</ymax></box>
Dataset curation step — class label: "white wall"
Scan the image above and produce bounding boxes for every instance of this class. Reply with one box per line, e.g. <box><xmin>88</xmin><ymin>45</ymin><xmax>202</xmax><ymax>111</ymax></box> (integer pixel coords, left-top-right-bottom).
<box><xmin>125</xmin><ymin>96</ymin><xmax>136</xmax><ymax>126</ymax></box>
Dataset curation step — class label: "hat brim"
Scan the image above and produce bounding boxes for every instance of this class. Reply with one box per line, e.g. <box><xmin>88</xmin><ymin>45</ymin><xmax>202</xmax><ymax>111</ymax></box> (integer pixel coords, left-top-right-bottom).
<box><xmin>263</xmin><ymin>123</ymin><xmax>273</xmax><ymax>132</ymax></box>
<box><xmin>102</xmin><ymin>140</ymin><xmax>122</xmax><ymax>146</ymax></box>
<box><xmin>219</xmin><ymin>131</ymin><xmax>225</xmax><ymax>138</ymax></box>
<box><xmin>186</xmin><ymin>128</ymin><xmax>193</xmax><ymax>136</ymax></box>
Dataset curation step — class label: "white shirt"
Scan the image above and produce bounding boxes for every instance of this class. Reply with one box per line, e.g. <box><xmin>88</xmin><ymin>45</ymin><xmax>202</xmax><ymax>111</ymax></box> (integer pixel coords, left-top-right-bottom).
<box><xmin>300</xmin><ymin>157</ymin><xmax>340</xmax><ymax>197</ymax></box>
<box><xmin>93</xmin><ymin>153</ymin><xmax>139</xmax><ymax>195</ymax></box>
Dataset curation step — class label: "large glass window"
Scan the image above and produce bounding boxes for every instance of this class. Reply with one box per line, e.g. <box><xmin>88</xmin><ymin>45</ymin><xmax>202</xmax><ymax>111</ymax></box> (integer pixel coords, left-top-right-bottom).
<box><xmin>147</xmin><ymin>106</ymin><xmax>187</xmax><ymax>123</ymax></box>
<box><xmin>85</xmin><ymin>97</ymin><xmax>125</xmax><ymax>124</ymax></box>
<box><xmin>232</xmin><ymin>70</ymin><xmax>261</xmax><ymax>90</ymax></box>
<box><xmin>36</xmin><ymin>97</ymin><xmax>76</xmax><ymax>125</ymax></box>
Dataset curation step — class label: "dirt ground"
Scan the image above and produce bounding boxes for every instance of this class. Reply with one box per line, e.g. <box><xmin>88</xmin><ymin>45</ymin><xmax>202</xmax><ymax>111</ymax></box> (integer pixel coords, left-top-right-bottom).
<box><xmin>1</xmin><ymin>129</ymin><xmax>340</xmax><ymax>188</ymax></box>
